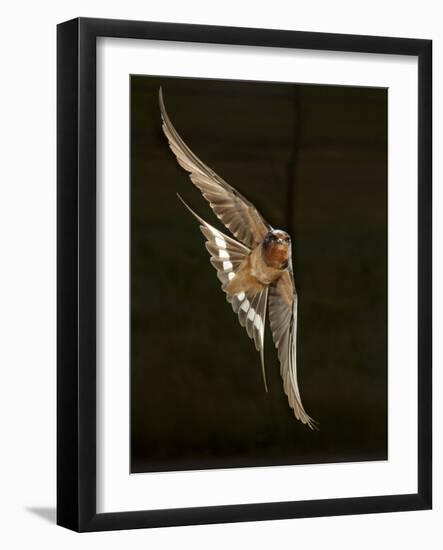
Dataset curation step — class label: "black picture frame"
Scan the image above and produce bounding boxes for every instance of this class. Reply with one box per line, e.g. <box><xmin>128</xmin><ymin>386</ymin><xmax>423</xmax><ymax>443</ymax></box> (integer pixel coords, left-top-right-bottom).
<box><xmin>57</xmin><ymin>17</ymin><xmax>432</xmax><ymax>532</ymax></box>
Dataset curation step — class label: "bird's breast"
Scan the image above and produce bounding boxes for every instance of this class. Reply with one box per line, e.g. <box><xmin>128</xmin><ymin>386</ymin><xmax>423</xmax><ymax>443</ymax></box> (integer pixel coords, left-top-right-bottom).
<box><xmin>264</xmin><ymin>244</ymin><xmax>289</xmax><ymax>268</ymax></box>
<box><xmin>249</xmin><ymin>246</ymin><xmax>286</xmax><ymax>285</ymax></box>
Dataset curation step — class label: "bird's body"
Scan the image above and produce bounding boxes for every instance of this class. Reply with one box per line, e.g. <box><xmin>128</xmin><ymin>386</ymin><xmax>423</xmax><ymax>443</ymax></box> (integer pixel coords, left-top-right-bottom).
<box><xmin>159</xmin><ymin>89</ymin><xmax>317</xmax><ymax>429</ymax></box>
<box><xmin>224</xmin><ymin>231</ymin><xmax>291</xmax><ymax>300</ymax></box>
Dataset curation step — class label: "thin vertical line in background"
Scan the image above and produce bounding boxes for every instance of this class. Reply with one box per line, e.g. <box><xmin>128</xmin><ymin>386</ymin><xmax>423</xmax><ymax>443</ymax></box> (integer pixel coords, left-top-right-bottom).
<box><xmin>286</xmin><ymin>85</ymin><xmax>302</xmax><ymax>237</ymax></box>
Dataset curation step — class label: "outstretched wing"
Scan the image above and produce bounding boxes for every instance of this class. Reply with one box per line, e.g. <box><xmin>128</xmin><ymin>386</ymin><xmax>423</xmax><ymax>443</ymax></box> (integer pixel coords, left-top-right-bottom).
<box><xmin>268</xmin><ymin>269</ymin><xmax>317</xmax><ymax>429</ymax></box>
<box><xmin>160</xmin><ymin>88</ymin><xmax>271</xmax><ymax>249</ymax></box>
<box><xmin>178</xmin><ymin>195</ymin><xmax>269</xmax><ymax>391</ymax></box>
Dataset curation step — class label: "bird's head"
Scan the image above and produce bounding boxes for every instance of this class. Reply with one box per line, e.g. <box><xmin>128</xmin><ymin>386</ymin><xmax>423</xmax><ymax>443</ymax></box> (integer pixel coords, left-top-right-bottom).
<box><xmin>264</xmin><ymin>229</ymin><xmax>291</xmax><ymax>246</ymax></box>
<box><xmin>262</xmin><ymin>229</ymin><xmax>291</xmax><ymax>269</ymax></box>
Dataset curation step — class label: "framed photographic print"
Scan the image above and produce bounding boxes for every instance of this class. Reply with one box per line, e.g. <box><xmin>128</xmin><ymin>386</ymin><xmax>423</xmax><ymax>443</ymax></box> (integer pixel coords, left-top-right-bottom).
<box><xmin>57</xmin><ymin>17</ymin><xmax>432</xmax><ymax>531</ymax></box>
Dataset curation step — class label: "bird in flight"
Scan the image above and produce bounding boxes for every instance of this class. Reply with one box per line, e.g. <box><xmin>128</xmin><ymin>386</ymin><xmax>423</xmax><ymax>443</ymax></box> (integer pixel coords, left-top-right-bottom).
<box><xmin>159</xmin><ymin>88</ymin><xmax>316</xmax><ymax>429</ymax></box>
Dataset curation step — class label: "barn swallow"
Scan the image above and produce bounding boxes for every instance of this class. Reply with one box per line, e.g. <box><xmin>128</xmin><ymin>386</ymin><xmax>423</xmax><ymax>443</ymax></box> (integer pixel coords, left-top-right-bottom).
<box><xmin>159</xmin><ymin>88</ymin><xmax>316</xmax><ymax>429</ymax></box>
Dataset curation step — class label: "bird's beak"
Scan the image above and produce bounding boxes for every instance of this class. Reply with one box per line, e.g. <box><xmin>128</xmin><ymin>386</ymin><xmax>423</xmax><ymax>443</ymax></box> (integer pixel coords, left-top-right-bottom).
<box><xmin>277</xmin><ymin>239</ymin><xmax>285</xmax><ymax>245</ymax></box>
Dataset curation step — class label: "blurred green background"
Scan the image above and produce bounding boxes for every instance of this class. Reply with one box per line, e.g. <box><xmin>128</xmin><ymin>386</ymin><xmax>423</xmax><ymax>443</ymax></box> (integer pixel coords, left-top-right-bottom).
<box><xmin>130</xmin><ymin>76</ymin><xmax>387</xmax><ymax>473</ymax></box>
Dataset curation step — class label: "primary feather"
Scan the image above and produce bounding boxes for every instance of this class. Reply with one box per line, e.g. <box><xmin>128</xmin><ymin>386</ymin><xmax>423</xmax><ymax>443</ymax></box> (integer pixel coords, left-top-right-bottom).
<box><xmin>268</xmin><ymin>272</ymin><xmax>317</xmax><ymax>429</ymax></box>
<box><xmin>159</xmin><ymin>88</ymin><xmax>271</xmax><ymax>249</ymax></box>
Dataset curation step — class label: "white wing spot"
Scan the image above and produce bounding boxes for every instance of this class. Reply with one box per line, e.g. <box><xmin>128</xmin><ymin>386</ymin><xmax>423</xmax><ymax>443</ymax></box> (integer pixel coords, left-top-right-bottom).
<box><xmin>247</xmin><ymin>307</ymin><xmax>256</xmax><ymax>321</ymax></box>
<box><xmin>215</xmin><ymin>236</ymin><xmax>226</xmax><ymax>249</ymax></box>
<box><xmin>219</xmin><ymin>249</ymin><xmax>230</xmax><ymax>259</ymax></box>
<box><xmin>228</xmin><ymin>272</ymin><xmax>235</xmax><ymax>281</ymax></box>
<box><xmin>241</xmin><ymin>299</ymin><xmax>250</xmax><ymax>312</ymax></box>
<box><xmin>237</xmin><ymin>292</ymin><xmax>245</xmax><ymax>301</ymax></box>
<box><xmin>254</xmin><ymin>315</ymin><xmax>263</xmax><ymax>331</ymax></box>
<box><xmin>223</xmin><ymin>261</ymin><xmax>233</xmax><ymax>271</ymax></box>
<box><xmin>209</xmin><ymin>226</ymin><xmax>221</xmax><ymax>237</ymax></box>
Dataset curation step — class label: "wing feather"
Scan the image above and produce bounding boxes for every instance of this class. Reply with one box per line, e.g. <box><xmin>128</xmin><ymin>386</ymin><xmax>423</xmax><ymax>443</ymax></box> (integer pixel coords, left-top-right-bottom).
<box><xmin>268</xmin><ymin>270</ymin><xmax>317</xmax><ymax>429</ymax></box>
<box><xmin>178</xmin><ymin>195</ymin><xmax>269</xmax><ymax>391</ymax></box>
<box><xmin>160</xmin><ymin>88</ymin><xmax>271</xmax><ymax>248</ymax></box>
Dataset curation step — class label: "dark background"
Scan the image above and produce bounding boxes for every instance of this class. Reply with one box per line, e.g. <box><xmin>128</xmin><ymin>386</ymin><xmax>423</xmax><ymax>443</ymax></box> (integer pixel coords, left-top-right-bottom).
<box><xmin>130</xmin><ymin>76</ymin><xmax>387</xmax><ymax>473</ymax></box>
